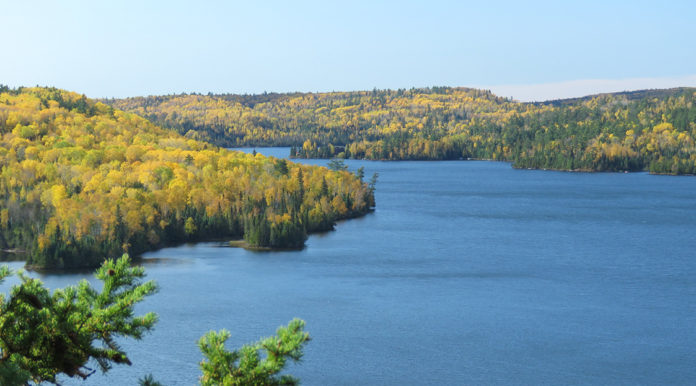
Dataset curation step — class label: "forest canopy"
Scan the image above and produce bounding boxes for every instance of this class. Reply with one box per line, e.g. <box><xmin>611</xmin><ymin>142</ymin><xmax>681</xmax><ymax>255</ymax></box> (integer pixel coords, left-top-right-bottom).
<box><xmin>0</xmin><ymin>87</ymin><xmax>374</xmax><ymax>269</ymax></box>
<box><xmin>108</xmin><ymin>87</ymin><xmax>696</xmax><ymax>175</ymax></box>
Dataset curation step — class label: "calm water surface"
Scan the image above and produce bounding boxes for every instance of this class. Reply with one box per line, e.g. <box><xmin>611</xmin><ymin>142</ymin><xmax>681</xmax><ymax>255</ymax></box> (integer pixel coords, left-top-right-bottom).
<box><xmin>5</xmin><ymin>147</ymin><xmax>696</xmax><ymax>385</ymax></box>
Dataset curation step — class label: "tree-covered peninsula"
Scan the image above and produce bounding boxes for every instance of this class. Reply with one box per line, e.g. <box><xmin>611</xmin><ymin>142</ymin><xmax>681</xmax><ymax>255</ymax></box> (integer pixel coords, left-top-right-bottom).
<box><xmin>108</xmin><ymin>87</ymin><xmax>696</xmax><ymax>175</ymax></box>
<box><xmin>0</xmin><ymin>86</ymin><xmax>374</xmax><ymax>269</ymax></box>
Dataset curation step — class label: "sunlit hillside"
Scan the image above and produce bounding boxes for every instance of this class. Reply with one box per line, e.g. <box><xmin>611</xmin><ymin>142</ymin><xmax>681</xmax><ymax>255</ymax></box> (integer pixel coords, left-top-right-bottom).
<box><xmin>109</xmin><ymin>87</ymin><xmax>696</xmax><ymax>174</ymax></box>
<box><xmin>0</xmin><ymin>86</ymin><xmax>374</xmax><ymax>268</ymax></box>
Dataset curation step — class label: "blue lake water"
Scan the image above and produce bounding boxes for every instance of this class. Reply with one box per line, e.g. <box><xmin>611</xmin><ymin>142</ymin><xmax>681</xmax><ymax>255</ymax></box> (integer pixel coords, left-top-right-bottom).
<box><xmin>3</xmin><ymin>147</ymin><xmax>696</xmax><ymax>385</ymax></box>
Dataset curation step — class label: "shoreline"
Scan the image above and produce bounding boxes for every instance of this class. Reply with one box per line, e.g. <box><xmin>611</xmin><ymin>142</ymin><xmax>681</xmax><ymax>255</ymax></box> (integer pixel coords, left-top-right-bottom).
<box><xmin>288</xmin><ymin>152</ymin><xmax>687</xmax><ymax>176</ymax></box>
<box><xmin>19</xmin><ymin>208</ymin><xmax>375</xmax><ymax>273</ymax></box>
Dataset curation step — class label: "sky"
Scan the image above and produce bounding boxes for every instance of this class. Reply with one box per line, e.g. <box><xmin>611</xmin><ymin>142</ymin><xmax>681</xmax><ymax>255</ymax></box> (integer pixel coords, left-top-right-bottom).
<box><xmin>2</xmin><ymin>0</ymin><xmax>695</xmax><ymax>101</ymax></box>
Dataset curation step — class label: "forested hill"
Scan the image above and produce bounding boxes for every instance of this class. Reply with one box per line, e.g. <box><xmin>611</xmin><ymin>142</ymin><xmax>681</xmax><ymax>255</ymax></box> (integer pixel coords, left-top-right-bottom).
<box><xmin>107</xmin><ymin>87</ymin><xmax>696</xmax><ymax>175</ymax></box>
<box><xmin>0</xmin><ymin>86</ymin><xmax>374</xmax><ymax>269</ymax></box>
<box><xmin>535</xmin><ymin>87</ymin><xmax>695</xmax><ymax>107</ymax></box>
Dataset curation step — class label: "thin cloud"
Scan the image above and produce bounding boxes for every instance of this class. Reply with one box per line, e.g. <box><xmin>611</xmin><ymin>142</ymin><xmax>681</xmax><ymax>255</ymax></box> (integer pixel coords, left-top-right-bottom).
<box><xmin>485</xmin><ymin>75</ymin><xmax>696</xmax><ymax>102</ymax></box>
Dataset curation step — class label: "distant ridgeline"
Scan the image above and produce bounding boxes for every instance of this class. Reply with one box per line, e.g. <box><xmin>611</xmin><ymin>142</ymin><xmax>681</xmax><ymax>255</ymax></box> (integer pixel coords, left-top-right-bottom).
<box><xmin>107</xmin><ymin>87</ymin><xmax>696</xmax><ymax>175</ymax></box>
<box><xmin>0</xmin><ymin>86</ymin><xmax>374</xmax><ymax>269</ymax></box>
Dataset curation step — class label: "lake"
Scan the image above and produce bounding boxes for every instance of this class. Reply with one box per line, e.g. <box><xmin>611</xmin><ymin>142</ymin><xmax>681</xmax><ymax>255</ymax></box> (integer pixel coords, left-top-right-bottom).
<box><xmin>3</xmin><ymin>147</ymin><xmax>696</xmax><ymax>385</ymax></box>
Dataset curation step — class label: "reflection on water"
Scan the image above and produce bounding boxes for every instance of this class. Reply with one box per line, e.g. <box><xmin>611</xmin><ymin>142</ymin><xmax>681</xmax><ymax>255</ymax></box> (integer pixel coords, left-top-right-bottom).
<box><xmin>5</xmin><ymin>147</ymin><xmax>696</xmax><ymax>385</ymax></box>
<box><xmin>0</xmin><ymin>250</ymin><xmax>27</xmax><ymax>262</ymax></box>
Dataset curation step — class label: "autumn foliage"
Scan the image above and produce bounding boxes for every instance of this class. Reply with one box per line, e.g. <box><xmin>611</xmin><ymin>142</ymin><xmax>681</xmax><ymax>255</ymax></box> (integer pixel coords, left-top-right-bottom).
<box><xmin>109</xmin><ymin>87</ymin><xmax>696</xmax><ymax>175</ymax></box>
<box><xmin>0</xmin><ymin>87</ymin><xmax>374</xmax><ymax>269</ymax></box>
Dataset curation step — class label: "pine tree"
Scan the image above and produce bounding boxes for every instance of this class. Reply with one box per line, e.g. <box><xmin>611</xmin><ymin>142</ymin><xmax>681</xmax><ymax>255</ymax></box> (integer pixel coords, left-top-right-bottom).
<box><xmin>0</xmin><ymin>255</ymin><xmax>158</xmax><ymax>384</ymax></box>
<box><xmin>0</xmin><ymin>257</ymin><xmax>312</xmax><ymax>385</ymax></box>
<box><xmin>198</xmin><ymin>318</ymin><xmax>310</xmax><ymax>386</ymax></box>
<box><xmin>327</xmin><ymin>159</ymin><xmax>347</xmax><ymax>171</ymax></box>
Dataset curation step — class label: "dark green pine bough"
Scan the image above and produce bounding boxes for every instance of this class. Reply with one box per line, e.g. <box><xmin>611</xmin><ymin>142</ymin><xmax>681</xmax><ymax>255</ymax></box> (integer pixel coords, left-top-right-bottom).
<box><xmin>0</xmin><ymin>255</ymin><xmax>310</xmax><ymax>385</ymax></box>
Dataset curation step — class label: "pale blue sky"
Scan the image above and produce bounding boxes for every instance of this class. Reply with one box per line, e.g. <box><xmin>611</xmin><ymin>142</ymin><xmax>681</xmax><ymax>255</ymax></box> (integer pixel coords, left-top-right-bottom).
<box><xmin>2</xmin><ymin>0</ymin><xmax>695</xmax><ymax>100</ymax></box>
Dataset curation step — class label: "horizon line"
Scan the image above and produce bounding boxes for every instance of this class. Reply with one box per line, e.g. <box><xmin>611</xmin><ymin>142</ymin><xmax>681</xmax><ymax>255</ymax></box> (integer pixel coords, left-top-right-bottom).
<box><xmin>4</xmin><ymin>74</ymin><xmax>696</xmax><ymax>103</ymax></box>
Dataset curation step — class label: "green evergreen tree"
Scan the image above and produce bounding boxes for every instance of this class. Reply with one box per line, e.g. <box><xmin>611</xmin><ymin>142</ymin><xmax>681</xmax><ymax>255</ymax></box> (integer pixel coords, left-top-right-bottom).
<box><xmin>355</xmin><ymin>166</ymin><xmax>365</xmax><ymax>182</ymax></box>
<box><xmin>198</xmin><ymin>318</ymin><xmax>310</xmax><ymax>386</ymax></box>
<box><xmin>327</xmin><ymin>159</ymin><xmax>347</xmax><ymax>171</ymax></box>
<box><xmin>0</xmin><ymin>258</ymin><xmax>312</xmax><ymax>385</ymax></box>
<box><xmin>274</xmin><ymin>159</ymin><xmax>289</xmax><ymax>176</ymax></box>
<box><xmin>138</xmin><ymin>373</ymin><xmax>164</xmax><ymax>386</ymax></box>
<box><xmin>0</xmin><ymin>255</ymin><xmax>158</xmax><ymax>385</ymax></box>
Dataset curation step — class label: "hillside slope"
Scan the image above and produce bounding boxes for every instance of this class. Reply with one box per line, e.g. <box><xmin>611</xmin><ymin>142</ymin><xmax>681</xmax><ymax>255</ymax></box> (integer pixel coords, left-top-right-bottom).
<box><xmin>108</xmin><ymin>87</ymin><xmax>696</xmax><ymax>174</ymax></box>
<box><xmin>0</xmin><ymin>86</ymin><xmax>374</xmax><ymax>269</ymax></box>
